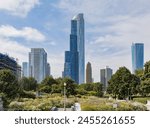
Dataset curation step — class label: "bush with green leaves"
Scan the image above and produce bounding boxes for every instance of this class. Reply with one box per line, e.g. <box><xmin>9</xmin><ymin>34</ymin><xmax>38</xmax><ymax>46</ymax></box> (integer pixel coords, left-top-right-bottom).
<box><xmin>0</xmin><ymin>69</ymin><xmax>21</xmax><ymax>99</ymax></box>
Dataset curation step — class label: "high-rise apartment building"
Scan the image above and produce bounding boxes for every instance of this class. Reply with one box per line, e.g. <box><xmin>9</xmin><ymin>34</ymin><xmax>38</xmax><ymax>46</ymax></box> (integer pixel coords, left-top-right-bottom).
<box><xmin>64</xmin><ymin>20</ymin><xmax>79</xmax><ymax>84</ymax></box>
<box><xmin>72</xmin><ymin>13</ymin><xmax>85</xmax><ymax>84</ymax></box>
<box><xmin>22</xmin><ymin>62</ymin><xmax>28</xmax><ymax>77</ymax></box>
<box><xmin>29</xmin><ymin>48</ymin><xmax>47</xmax><ymax>83</ymax></box>
<box><xmin>100</xmin><ymin>66</ymin><xmax>113</xmax><ymax>91</ymax></box>
<box><xmin>86</xmin><ymin>62</ymin><xmax>92</xmax><ymax>83</ymax></box>
<box><xmin>132</xmin><ymin>43</ymin><xmax>144</xmax><ymax>73</ymax></box>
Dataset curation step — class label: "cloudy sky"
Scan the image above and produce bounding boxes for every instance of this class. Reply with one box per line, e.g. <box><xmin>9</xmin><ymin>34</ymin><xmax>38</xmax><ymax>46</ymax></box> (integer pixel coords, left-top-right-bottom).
<box><xmin>0</xmin><ymin>0</ymin><xmax>150</xmax><ymax>82</ymax></box>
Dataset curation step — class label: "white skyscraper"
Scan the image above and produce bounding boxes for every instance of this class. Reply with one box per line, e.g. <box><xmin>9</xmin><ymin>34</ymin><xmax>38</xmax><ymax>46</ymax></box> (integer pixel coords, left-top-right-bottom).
<box><xmin>29</xmin><ymin>48</ymin><xmax>47</xmax><ymax>83</ymax></box>
<box><xmin>72</xmin><ymin>13</ymin><xmax>85</xmax><ymax>84</ymax></box>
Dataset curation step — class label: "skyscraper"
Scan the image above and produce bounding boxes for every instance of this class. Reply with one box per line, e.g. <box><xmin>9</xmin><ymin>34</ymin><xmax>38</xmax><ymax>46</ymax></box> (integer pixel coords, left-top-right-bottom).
<box><xmin>72</xmin><ymin>13</ymin><xmax>85</xmax><ymax>84</ymax></box>
<box><xmin>132</xmin><ymin>43</ymin><xmax>144</xmax><ymax>73</ymax></box>
<box><xmin>29</xmin><ymin>48</ymin><xmax>47</xmax><ymax>83</ymax></box>
<box><xmin>100</xmin><ymin>66</ymin><xmax>113</xmax><ymax>91</ymax></box>
<box><xmin>22</xmin><ymin>62</ymin><xmax>28</xmax><ymax>77</ymax></box>
<box><xmin>86</xmin><ymin>62</ymin><xmax>92</xmax><ymax>83</ymax></box>
<box><xmin>64</xmin><ymin>20</ymin><xmax>79</xmax><ymax>84</ymax></box>
<box><xmin>46</xmin><ymin>63</ymin><xmax>51</xmax><ymax>76</ymax></box>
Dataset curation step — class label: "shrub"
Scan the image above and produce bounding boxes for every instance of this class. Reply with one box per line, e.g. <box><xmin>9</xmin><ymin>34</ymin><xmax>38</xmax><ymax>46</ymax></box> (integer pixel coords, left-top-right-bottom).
<box><xmin>81</xmin><ymin>104</ymin><xmax>113</xmax><ymax>111</ymax></box>
<box><xmin>20</xmin><ymin>91</ymin><xmax>36</xmax><ymax>99</ymax></box>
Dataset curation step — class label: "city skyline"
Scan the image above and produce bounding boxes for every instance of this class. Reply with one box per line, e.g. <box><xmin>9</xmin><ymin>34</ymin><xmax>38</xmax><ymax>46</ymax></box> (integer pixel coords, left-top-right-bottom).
<box><xmin>0</xmin><ymin>0</ymin><xmax>150</xmax><ymax>82</ymax></box>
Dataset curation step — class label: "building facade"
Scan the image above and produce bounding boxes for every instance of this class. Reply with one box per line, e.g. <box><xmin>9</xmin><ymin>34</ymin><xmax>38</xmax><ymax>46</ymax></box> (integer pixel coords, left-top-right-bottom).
<box><xmin>86</xmin><ymin>62</ymin><xmax>92</xmax><ymax>83</ymax></box>
<box><xmin>29</xmin><ymin>48</ymin><xmax>47</xmax><ymax>83</ymax></box>
<box><xmin>132</xmin><ymin>43</ymin><xmax>144</xmax><ymax>73</ymax></box>
<box><xmin>46</xmin><ymin>63</ymin><xmax>51</xmax><ymax>76</ymax></box>
<box><xmin>72</xmin><ymin>13</ymin><xmax>85</xmax><ymax>84</ymax></box>
<box><xmin>64</xmin><ymin>20</ymin><xmax>79</xmax><ymax>84</ymax></box>
<box><xmin>0</xmin><ymin>53</ymin><xmax>19</xmax><ymax>77</ymax></box>
<box><xmin>22</xmin><ymin>62</ymin><xmax>28</xmax><ymax>77</ymax></box>
<box><xmin>100</xmin><ymin>66</ymin><xmax>113</xmax><ymax>91</ymax></box>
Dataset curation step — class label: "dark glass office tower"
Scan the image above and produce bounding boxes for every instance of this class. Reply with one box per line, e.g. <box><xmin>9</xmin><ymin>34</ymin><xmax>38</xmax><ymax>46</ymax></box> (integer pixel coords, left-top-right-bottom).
<box><xmin>64</xmin><ymin>20</ymin><xmax>79</xmax><ymax>84</ymax></box>
<box><xmin>132</xmin><ymin>43</ymin><xmax>144</xmax><ymax>73</ymax></box>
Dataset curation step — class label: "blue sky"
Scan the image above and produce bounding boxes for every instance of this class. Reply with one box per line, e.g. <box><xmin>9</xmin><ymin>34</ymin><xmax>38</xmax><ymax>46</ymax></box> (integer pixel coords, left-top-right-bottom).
<box><xmin>0</xmin><ymin>0</ymin><xmax>150</xmax><ymax>82</ymax></box>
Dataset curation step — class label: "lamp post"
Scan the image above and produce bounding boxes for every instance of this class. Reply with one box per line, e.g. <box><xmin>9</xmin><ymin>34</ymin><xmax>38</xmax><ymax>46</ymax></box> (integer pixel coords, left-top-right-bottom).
<box><xmin>128</xmin><ymin>88</ymin><xmax>130</xmax><ymax>101</ymax></box>
<box><xmin>64</xmin><ymin>82</ymin><xmax>66</xmax><ymax>111</ymax></box>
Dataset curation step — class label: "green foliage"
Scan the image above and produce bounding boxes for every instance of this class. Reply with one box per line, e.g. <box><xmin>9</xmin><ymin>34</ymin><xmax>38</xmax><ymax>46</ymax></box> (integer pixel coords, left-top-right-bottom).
<box><xmin>0</xmin><ymin>69</ymin><xmax>21</xmax><ymax>99</ymax></box>
<box><xmin>76</xmin><ymin>88</ymin><xmax>88</xmax><ymax>95</ymax></box>
<box><xmin>20</xmin><ymin>91</ymin><xmax>36</xmax><ymax>99</ymax></box>
<box><xmin>41</xmin><ymin>76</ymin><xmax>57</xmax><ymax>86</ymax></box>
<box><xmin>133</xmin><ymin>97</ymin><xmax>150</xmax><ymax>104</ymax></box>
<box><xmin>39</xmin><ymin>84</ymin><xmax>52</xmax><ymax>93</ymax></box>
<box><xmin>51</xmin><ymin>84</ymin><xmax>61</xmax><ymax>93</ymax></box>
<box><xmin>107</xmin><ymin>67</ymin><xmax>140</xmax><ymax>99</ymax></box>
<box><xmin>19</xmin><ymin>77</ymin><xmax>38</xmax><ymax>91</ymax></box>
<box><xmin>78</xmin><ymin>82</ymin><xmax>103</xmax><ymax>97</ymax></box>
<box><xmin>140</xmin><ymin>60</ymin><xmax>150</xmax><ymax>96</ymax></box>
<box><xmin>63</xmin><ymin>77</ymin><xmax>77</xmax><ymax>97</ymax></box>
<box><xmin>135</xmin><ymin>69</ymin><xmax>144</xmax><ymax>78</ymax></box>
<box><xmin>38</xmin><ymin>76</ymin><xmax>57</xmax><ymax>94</ymax></box>
<box><xmin>81</xmin><ymin>104</ymin><xmax>113</xmax><ymax>111</ymax></box>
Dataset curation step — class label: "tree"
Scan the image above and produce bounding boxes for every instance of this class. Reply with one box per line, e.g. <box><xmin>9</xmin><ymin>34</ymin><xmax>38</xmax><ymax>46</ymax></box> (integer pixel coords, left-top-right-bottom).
<box><xmin>107</xmin><ymin>67</ymin><xmax>140</xmax><ymax>99</ymax></box>
<box><xmin>135</xmin><ymin>69</ymin><xmax>144</xmax><ymax>79</ymax></box>
<box><xmin>140</xmin><ymin>61</ymin><xmax>150</xmax><ymax>96</ymax></box>
<box><xmin>39</xmin><ymin>76</ymin><xmax>57</xmax><ymax>93</ymax></box>
<box><xmin>19</xmin><ymin>77</ymin><xmax>38</xmax><ymax>91</ymax></box>
<box><xmin>92</xmin><ymin>82</ymin><xmax>103</xmax><ymax>97</ymax></box>
<box><xmin>77</xmin><ymin>82</ymin><xmax>103</xmax><ymax>97</ymax></box>
<box><xmin>0</xmin><ymin>69</ymin><xmax>21</xmax><ymax>99</ymax></box>
<box><xmin>41</xmin><ymin>76</ymin><xmax>57</xmax><ymax>86</ymax></box>
<box><xmin>63</xmin><ymin>77</ymin><xmax>77</xmax><ymax>97</ymax></box>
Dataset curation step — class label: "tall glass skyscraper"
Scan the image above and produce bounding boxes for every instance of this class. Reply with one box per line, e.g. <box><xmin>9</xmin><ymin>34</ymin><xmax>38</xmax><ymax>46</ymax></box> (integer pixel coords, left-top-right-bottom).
<box><xmin>132</xmin><ymin>43</ymin><xmax>144</xmax><ymax>73</ymax></box>
<box><xmin>29</xmin><ymin>48</ymin><xmax>47</xmax><ymax>83</ymax></box>
<box><xmin>22</xmin><ymin>62</ymin><xmax>28</xmax><ymax>77</ymax></box>
<box><xmin>72</xmin><ymin>13</ymin><xmax>85</xmax><ymax>84</ymax></box>
<box><xmin>64</xmin><ymin>20</ymin><xmax>79</xmax><ymax>84</ymax></box>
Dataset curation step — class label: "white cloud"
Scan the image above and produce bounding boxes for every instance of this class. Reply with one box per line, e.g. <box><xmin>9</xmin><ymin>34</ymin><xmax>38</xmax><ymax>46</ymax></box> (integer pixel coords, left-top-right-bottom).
<box><xmin>0</xmin><ymin>37</ymin><xmax>30</xmax><ymax>64</ymax></box>
<box><xmin>0</xmin><ymin>25</ymin><xmax>46</xmax><ymax>42</ymax></box>
<box><xmin>56</xmin><ymin>0</ymin><xmax>150</xmax><ymax>24</ymax></box>
<box><xmin>47</xmin><ymin>53</ymin><xmax>64</xmax><ymax>78</ymax></box>
<box><xmin>86</xmin><ymin>13</ymin><xmax>150</xmax><ymax>82</ymax></box>
<box><xmin>0</xmin><ymin>0</ymin><xmax>39</xmax><ymax>17</ymax></box>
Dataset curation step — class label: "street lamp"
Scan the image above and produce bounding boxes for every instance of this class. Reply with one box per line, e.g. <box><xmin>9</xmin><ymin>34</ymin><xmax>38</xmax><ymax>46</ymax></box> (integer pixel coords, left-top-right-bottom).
<box><xmin>128</xmin><ymin>88</ymin><xmax>130</xmax><ymax>101</ymax></box>
<box><xmin>64</xmin><ymin>82</ymin><xmax>66</xmax><ymax>111</ymax></box>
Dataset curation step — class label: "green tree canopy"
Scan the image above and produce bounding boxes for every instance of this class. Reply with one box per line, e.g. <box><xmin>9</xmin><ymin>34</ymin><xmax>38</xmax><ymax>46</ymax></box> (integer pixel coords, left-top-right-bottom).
<box><xmin>19</xmin><ymin>77</ymin><xmax>38</xmax><ymax>91</ymax></box>
<box><xmin>62</xmin><ymin>77</ymin><xmax>77</xmax><ymax>97</ymax></box>
<box><xmin>140</xmin><ymin>60</ymin><xmax>150</xmax><ymax>96</ymax></box>
<box><xmin>0</xmin><ymin>69</ymin><xmax>21</xmax><ymax>99</ymax></box>
<box><xmin>107</xmin><ymin>67</ymin><xmax>140</xmax><ymax>99</ymax></box>
<box><xmin>39</xmin><ymin>76</ymin><xmax>57</xmax><ymax>93</ymax></box>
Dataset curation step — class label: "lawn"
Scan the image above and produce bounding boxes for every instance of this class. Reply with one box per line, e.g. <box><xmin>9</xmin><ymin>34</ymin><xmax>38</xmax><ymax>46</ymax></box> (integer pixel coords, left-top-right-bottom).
<box><xmin>8</xmin><ymin>94</ymin><xmax>147</xmax><ymax>111</ymax></box>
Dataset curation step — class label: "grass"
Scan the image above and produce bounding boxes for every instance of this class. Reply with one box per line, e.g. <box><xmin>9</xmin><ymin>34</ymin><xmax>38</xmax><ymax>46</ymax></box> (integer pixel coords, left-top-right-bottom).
<box><xmin>8</xmin><ymin>94</ymin><xmax>147</xmax><ymax>111</ymax></box>
<box><xmin>133</xmin><ymin>97</ymin><xmax>150</xmax><ymax>104</ymax></box>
